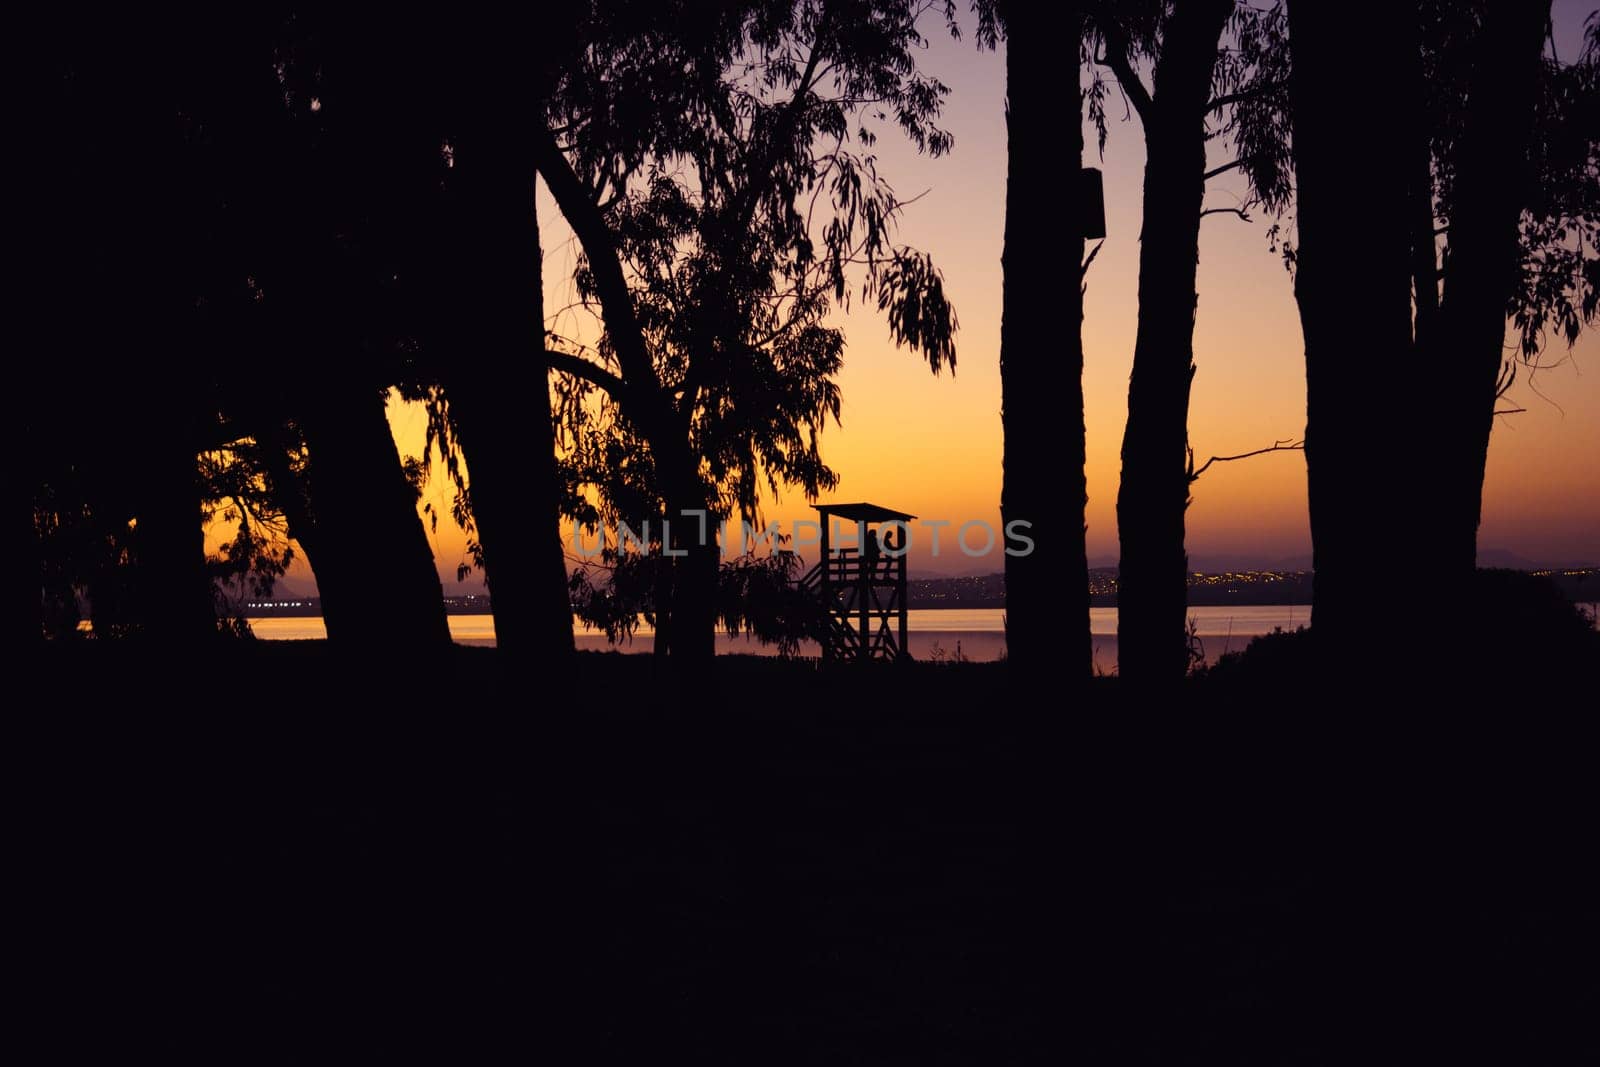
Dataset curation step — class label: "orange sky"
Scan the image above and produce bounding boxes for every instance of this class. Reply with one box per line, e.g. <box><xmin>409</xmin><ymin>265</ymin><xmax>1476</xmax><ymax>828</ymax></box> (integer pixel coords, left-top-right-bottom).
<box><xmin>263</xmin><ymin>7</ymin><xmax>1600</xmax><ymax>591</ymax></box>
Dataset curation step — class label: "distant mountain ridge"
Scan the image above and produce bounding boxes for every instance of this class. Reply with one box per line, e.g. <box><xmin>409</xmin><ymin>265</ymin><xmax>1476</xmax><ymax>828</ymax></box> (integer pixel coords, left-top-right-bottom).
<box><xmin>262</xmin><ymin>552</ymin><xmax>1598</xmax><ymax>610</ymax></box>
<box><xmin>906</xmin><ymin>564</ymin><xmax>1599</xmax><ymax>609</ymax></box>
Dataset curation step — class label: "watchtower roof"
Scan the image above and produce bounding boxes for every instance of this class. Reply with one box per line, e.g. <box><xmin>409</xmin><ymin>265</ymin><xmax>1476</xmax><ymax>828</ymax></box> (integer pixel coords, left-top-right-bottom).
<box><xmin>813</xmin><ymin>502</ymin><xmax>916</xmax><ymax>523</ymax></box>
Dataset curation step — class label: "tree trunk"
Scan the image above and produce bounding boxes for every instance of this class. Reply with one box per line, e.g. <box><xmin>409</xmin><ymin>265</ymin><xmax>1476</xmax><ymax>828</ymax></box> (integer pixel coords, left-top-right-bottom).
<box><xmin>128</xmin><ymin>47</ymin><xmax>217</xmax><ymax>644</ymax></box>
<box><xmin>663</xmin><ymin>476</ymin><xmax>720</xmax><ymax>664</ymax></box>
<box><xmin>999</xmin><ymin>2</ymin><xmax>1090</xmax><ymax>679</ymax></box>
<box><xmin>298</xmin><ymin>386</ymin><xmax>452</xmax><ymax>649</ymax></box>
<box><xmin>1287</xmin><ymin>1</ymin><xmax>1422</xmax><ymax>659</ymax></box>
<box><xmin>535</xmin><ymin>126</ymin><xmax>703</xmax><ymax>663</ymax></box>
<box><xmin>253</xmin><ymin>421</ymin><xmax>333</xmax><ymax>600</ymax></box>
<box><xmin>1433</xmin><ymin>0</ymin><xmax>1549</xmax><ymax>579</ymax></box>
<box><xmin>651</xmin><ymin>555</ymin><xmax>675</xmax><ymax>659</ymax></box>
<box><xmin>445</xmin><ymin>151</ymin><xmax>575</xmax><ymax>662</ymax></box>
<box><xmin>1114</xmin><ymin>0</ymin><xmax>1232</xmax><ymax>686</ymax></box>
<box><xmin>668</xmin><ymin>541</ymin><xmax>721</xmax><ymax>662</ymax></box>
<box><xmin>253</xmin><ymin>32</ymin><xmax>452</xmax><ymax>652</ymax></box>
<box><xmin>136</xmin><ymin>413</ymin><xmax>216</xmax><ymax>642</ymax></box>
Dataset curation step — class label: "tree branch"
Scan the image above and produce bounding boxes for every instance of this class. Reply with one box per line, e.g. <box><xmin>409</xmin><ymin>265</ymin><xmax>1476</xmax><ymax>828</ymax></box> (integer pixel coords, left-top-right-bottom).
<box><xmin>545</xmin><ymin>348</ymin><xmax>627</xmax><ymax>399</ymax></box>
<box><xmin>1410</xmin><ymin>141</ymin><xmax>1440</xmax><ymax>346</ymax></box>
<box><xmin>533</xmin><ymin>129</ymin><xmax>664</xmax><ymax>409</ymax></box>
<box><xmin>727</xmin><ymin>15</ymin><xmax>832</xmax><ymax>236</ymax></box>
<box><xmin>1080</xmin><ymin>239</ymin><xmax>1105</xmax><ymax>278</ymax></box>
<box><xmin>1206</xmin><ymin>79</ymin><xmax>1287</xmax><ymax>114</ymax></box>
<box><xmin>1203</xmin><ymin>158</ymin><xmax>1246</xmax><ymax>181</ymax></box>
<box><xmin>1097</xmin><ymin>25</ymin><xmax>1153</xmax><ymax>122</ymax></box>
<box><xmin>1200</xmin><ymin>206</ymin><xmax>1252</xmax><ymax>221</ymax></box>
<box><xmin>1188</xmin><ymin>438</ymin><xmax>1304</xmax><ymax>482</ymax></box>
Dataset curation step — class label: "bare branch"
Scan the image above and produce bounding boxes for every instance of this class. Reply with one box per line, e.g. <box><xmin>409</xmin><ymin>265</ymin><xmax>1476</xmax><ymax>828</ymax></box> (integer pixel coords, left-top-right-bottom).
<box><xmin>1203</xmin><ymin>158</ymin><xmax>1246</xmax><ymax>181</ymax></box>
<box><xmin>1080</xmin><ymin>239</ymin><xmax>1105</xmax><ymax>278</ymax></box>
<box><xmin>1200</xmin><ymin>206</ymin><xmax>1252</xmax><ymax>222</ymax></box>
<box><xmin>1188</xmin><ymin>438</ymin><xmax>1304</xmax><ymax>482</ymax></box>
<box><xmin>1097</xmin><ymin>25</ymin><xmax>1153</xmax><ymax>121</ymax></box>
<box><xmin>535</xmin><ymin>129</ymin><xmax>660</xmax><ymax>399</ymax></box>
<box><xmin>1496</xmin><ymin>358</ymin><xmax>1517</xmax><ymax>400</ymax></box>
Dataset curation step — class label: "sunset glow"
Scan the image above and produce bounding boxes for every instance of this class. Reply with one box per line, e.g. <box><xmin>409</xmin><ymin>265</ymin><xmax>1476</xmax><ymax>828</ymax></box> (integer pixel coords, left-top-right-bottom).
<box><xmin>312</xmin><ymin>12</ymin><xmax>1598</xmax><ymax>595</ymax></box>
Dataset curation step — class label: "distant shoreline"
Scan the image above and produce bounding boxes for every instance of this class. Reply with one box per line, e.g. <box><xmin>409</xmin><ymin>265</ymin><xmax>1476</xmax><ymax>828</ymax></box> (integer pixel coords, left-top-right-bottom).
<box><xmin>230</xmin><ymin>567</ymin><xmax>1599</xmax><ymax>618</ymax></box>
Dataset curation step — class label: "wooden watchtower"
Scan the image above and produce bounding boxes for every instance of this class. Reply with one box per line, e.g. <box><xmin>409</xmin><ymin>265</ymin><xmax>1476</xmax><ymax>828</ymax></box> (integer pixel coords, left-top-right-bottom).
<box><xmin>798</xmin><ymin>502</ymin><xmax>913</xmax><ymax>662</ymax></box>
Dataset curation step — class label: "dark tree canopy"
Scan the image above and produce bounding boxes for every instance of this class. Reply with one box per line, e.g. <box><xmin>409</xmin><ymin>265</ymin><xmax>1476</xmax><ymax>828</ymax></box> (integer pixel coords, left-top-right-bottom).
<box><xmin>542</xmin><ymin>1</ymin><xmax>961</xmax><ymax>651</ymax></box>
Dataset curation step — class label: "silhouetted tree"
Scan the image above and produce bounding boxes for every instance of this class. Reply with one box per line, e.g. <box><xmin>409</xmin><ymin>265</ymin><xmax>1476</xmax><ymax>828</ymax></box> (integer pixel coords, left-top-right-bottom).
<box><xmin>1426</xmin><ymin>0</ymin><xmax>1569</xmax><ymax>579</ymax></box>
<box><xmin>242</xmin><ymin>15</ymin><xmax>588</xmax><ymax>656</ymax></box>
<box><xmin>974</xmin><ymin>1</ymin><xmax>1093</xmax><ymax>678</ymax></box>
<box><xmin>1286</xmin><ymin>1</ymin><xmax>1420</xmax><ymax>657</ymax></box>
<box><xmin>198</xmin><ymin>440</ymin><xmax>296</xmax><ymax>614</ymax></box>
<box><xmin>540</xmin><ymin>0</ymin><xmax>958</xmax><ymax>663</ymax></box>
<box><xmin>425</xmin><ymin>23</ymin><xmax>581</xmax><ymax>662</ymax></box>
<box><xmin>140</xmin><ymin>15</ymin><xmax>284</xmax><ymax>644</ymax></box>
<box><xmin>21</xmin><ymin>12</ymin><xmax>464</xmax><ymax>648</ymax></box>
<box><xmin>1090</xmin><ymin>0</ymin><xmax>1291</xmax><ymax>684</ymax></box>
<box><xmin>251</xmin><ymin>15</ymin><xmax>456</xmax><ymax>649</ymax></box>
<box><xmin>432</xmin><ymin>180</ymin><xmax>575</xmax><ymax>660</ymax></box>
<box><xmin>1289</xmin><ymin>0</ymin><xmax>1591</xmax><ymax>654</ymax></box>
<box><xmin>567</xmin><ymin>543</ymin><xmax>823</xmax><ymax>655</ymax></box>
<box><xmin>27</xmin><ymin>12</ymin><xmax>256</xmax><ymax>643</ymax></box>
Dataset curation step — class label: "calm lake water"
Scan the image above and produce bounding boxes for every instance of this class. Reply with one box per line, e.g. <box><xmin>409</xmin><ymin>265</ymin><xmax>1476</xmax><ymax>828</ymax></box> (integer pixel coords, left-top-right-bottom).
<box><xmin>247</xmin><ymin>605</ymin><xmax>1331</xmax><ymax>671</ymax></box>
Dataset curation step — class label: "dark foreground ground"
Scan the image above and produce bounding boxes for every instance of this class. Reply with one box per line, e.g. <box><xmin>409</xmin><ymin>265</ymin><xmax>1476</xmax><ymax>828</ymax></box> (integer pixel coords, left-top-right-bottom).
<box><xmin>14</xmin><ymin>635</ymin><xmax>1599</xmax><ymax>1064</ymax></box>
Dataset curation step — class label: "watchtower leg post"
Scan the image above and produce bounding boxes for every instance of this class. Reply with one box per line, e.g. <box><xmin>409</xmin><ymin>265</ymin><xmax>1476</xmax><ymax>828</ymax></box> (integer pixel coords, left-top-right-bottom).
<box><xmin>857</xmin><ymin>520</ymin><xmax>869</xmax><ymax>662</ymax></box>
<box><xmin>820</xmin><ymin>516</ymin><xmax>832</xmax><ymax>662</ymax></box>
<box><xmin>896</xmin><ymin>528</ymin><xmax>908</xmax><ymax>661</ymax></box>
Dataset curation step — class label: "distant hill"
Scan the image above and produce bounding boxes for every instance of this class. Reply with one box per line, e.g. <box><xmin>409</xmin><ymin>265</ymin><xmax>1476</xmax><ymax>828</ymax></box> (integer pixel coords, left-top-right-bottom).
<box><xmin>908</xmin><ymin>570</ymin><xmax>1313</xmax><ymax>608</ymax></box>
<box><xmin>244</xmin><ymin>561</ymin><xmax>1597</xmax><ymax>616</ymax></box>
<box><xmin>907</xmin><ymin>567</ymin><xmax>1599</xmax><ymax>609</ymax></box>
<box><xmin>1477</xmin><ymin>547</ymin><xmax>1543</xmax><ymax>570</ymax></box>
<box><xmin>266</xmin><ymin>575</ymin><xmax>317</xmax><ymax>600</ymax></box>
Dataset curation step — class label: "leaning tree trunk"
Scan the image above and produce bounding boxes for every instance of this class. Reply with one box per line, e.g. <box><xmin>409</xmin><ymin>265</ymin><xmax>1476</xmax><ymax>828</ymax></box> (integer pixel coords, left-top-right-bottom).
<box><xmin>446</xmin><ymin>146</ymin><xmax>575</xmax><ymax>662</ymax></box>
<box><xmin>1114</xmin><ymin>0</ymin><xmax>1232</xmax><ymax>686</ymax></box>
<box><xmin>999</xmin><ymin>1</ymin><xmax>1090</xmax><ymax>679</ymax></box>
<box><xmin>1433</xmin><ymin>0</ymin><xmax>1549</xmax><ymax>581</ymax></box>
<box><xmin>297</xmin><ymin>384</ymin><xmax>452</xmax><ymax>649</ymax></box>
<box><xmin>254</xmin><ymin>420</ymin><xmax>330</xmax><ymax>586</ymax></box>
<box><xmin>1287</xmin><ymin>1</ymin><xmax>1421</xmax><ymax>660</ymax></box>
<box><xmin>248</xmin><ymin>19</ymin><xmax>453</xmax><ymax>652</ymax></box>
